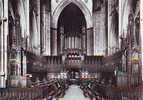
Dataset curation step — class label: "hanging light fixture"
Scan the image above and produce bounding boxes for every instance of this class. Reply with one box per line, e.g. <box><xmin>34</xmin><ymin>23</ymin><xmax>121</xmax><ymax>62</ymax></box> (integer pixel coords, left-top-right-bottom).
<box><xmin>85</xmin><ymin>0</ymin><xmax>88</xmax><ymax>3</ymax></box>
<box><xmin>56</xmin><ymin>0</ymin><xmax>59</xmax><ymax>3</ymax></box>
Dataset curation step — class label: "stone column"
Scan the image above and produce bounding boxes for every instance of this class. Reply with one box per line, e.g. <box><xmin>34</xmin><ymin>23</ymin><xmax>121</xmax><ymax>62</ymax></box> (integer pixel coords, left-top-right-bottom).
<box><xmin>4</xmin><ymin>0</ymin><xmax>8</xmax><ymax>88</ymax></box>
<box><xmin>0</xmin><ymin>0</ymin><xmax>4</xmax><ymax>88</ymax></box>
<box><xmin>51</xmin><ymin>28</ymin><xmax>57</xmax><ymax>55</ymax></box>
<box><xmin>41</xmin><ymin>4</ymin><xmax>46</xmax><ymax>54</ymax></box>
<box><xmin>70</xmin><ymin>37</ymin><xmax>71</xmax><ymax>49</ymax></box>
<box><xmin>108</xmin><ymin>0</ymin><xmax>119</xmax><ymax>54</ymax></box>
<box><xmin>140</xmin><ymin>0</ymin><xmax>143</xmax><ymax>81</ymax></box>
<box><xmin>64</xmin><ymin>37</ymin><xmax>66</xmax><ymax>49</ymax></box>
<box><xmin>69</xmin><ymin>37</ymin><xmax>71</xmax><ymax>49</ymax></box>
<box><xmin>26</xmin><ymin>0</ymin><xmax>30</xmax><ymax>49</ymax></box>
<box><xmin>74</xmin><ymin>36</ymin><xmax>76</xmax><ymax>49</ymax></box>
<box><xmin>79</xmin><ymin>37</ymin><xmax>81</xmax><ymax>49</ymax></box>
<box><xmin>0</xmin><ymin>0</ymin><xmax>8</xmax><ymax>88</ymax></box>
<box><xmin>93</xmin><ymin>3</ymin><xmax>106</xmax><ymax>56</ymax></box>
<box><xmin>36</xmin><ymin>0</ymin><xmax>41</xmax><ymax>54</ymax></box>
<box><xmin>31</xmin><ymin>11</ymin><xmax>39</xmax><ymax>54</ymax></box>
<box><xmin>30</xmin><ymin>0</ymin><xmax>41</xmax><ymax>55</ymax></box>
<box><xmin>66</xmin><ymin>37</ymin><xmax>68</xmax><ymax>49</ymax></box>
<box><xmin>119</xmin><ymin>0</ymin><xmax>132</xmax><ymax>47</ymax></box>
<box><xmin>11</xmin><ymin>10</ymin><xmax>21</xmax><ymax>87</ymax></box>
<box><xmin>87</xmin><ymin>28</ymin><xmax>93</xmax><ymax>55</ymax></box>
<box><xmin>77</xmin><ymin>37</ymin><xmax>79</xmax><ymax>49</ymax></box>
<box><xmin>74</xmin><ymin>36</ymin><xmax>76</xmax><ymax>48</ymax></box>
<box><xmin>41</xmin><ymin>1</ymin><xmax>51</xmax><ymax>55</ymax></box>
<box><xmin>82</xmin><ymin>26</ymin><xmax>86</xmax><ymax>53</ymax></box>
<box><xmin>71</xmin><ymin>37</ymin><xmax>73</xmax><ymax>49</ymax></box>
<box><xmin>71</xmin><ymin>37</ymin><xmax>72</xmax><ymax>49</ymax></box>
<box><xmin>72</xmin><ymin>37</ymin><xmax>74</xmax><ymax>49</ymax></box>
<box><xmin>108</xmin><ymin>0</ymin><xmax>118</xmax><ymax>55</ymax></box>
<box><xmin>60</xmin><ymin>26</ymin><xmax>64</xmax><ymax>54</ymax></box>
<box><xmin>76</xmin><ymin>37</ymin><xmax>78</xmax><ymax>49</ymax></box>
<box><xmin>21</xmin><ymin>0</ymin><xmax>29</xmax><ymax>87</ymax></box>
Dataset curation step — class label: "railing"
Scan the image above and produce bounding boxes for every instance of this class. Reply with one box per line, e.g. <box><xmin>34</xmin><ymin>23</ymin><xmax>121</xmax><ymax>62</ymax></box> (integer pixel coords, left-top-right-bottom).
<box><xmin>80</xmin><ymin>79</ymin><xmax>143</xmax><ymax>100</ymax></box>
<box><xmin>84</xmin><ymin>56</ymin><xmax>103</xmax><ymax>65</ymax></box>
<box><xmin>45</xmin><ymin>56</ymin><xmax>62</xmax><ymax>65</ymax></box>
<box><xmin>26</xmin><ymin>48</ymin><xmax>124</xmax><ymax>73</ymax></box>
<box><xmin>45</xmin><ymin>56</ymin><xmax>63</xmax><ymax>73</ymax></box>
<box><xmin>26</xmin><ymin>51</ymin><xmax>62</xmax><ymax>72</ymax></box>
<box><xmin>106</xmin><ymin>85</ymin><xmax>143</xmax><ymax>100</ymax></box>
<box><xmin>0</xmin><ymin>87</ymin><xmax>43</xmax><ymax>100</ymax></box>
<box><xmin>0</xmin><ymin>80</ymin><xmax>69</xmax><ymax>100</ymax></box>
<box><xmin>82</xmin><ymin>56</ymin><xmax>104</xmax><ymax>72</ymax></box>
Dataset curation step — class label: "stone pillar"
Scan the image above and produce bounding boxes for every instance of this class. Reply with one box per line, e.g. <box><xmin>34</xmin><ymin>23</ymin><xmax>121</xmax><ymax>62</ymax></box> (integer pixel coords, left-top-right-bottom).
<box><xmin>67</xmin><ymin>37</ymin><xmax>68</xmax><ymax>49</ymax></box>
<box><xmin>41</xmin><ymin>4</ymin><xmax>44</xmax><ymax>52</ymax></box>
<box><xmin>70</xmin><ymin>37</ymin><xmax>72</xmax><ymax>49</ymax></box>
<box><xmin>31</xmin><ymin>11</ymin><xmax>39</xmax><ymax>54</ymax></box>
<box><xmin>76</xmin><ymin>37</ymin><xmax>78</xmax><ymax>49</ymax></box>
<box><xmin>66</xmin><ymin>37</ymin><xmax>67</xmax><ymax>49</ymax></box>
<box><xmin>87</xmin><ymin>28</ymin><xmax>93</xmax><ymax>55</ymax></box>
<box><xmin>29</xmin><ymin>0</ymin><xmax>40</xmax><ymax>54</ymax></box>
<box><xmin>69</xmin><ymin>37</ymin><xmax>71</xmax><ymax>49</ymax></box>
<box><xmin>72</xmin><ymin>37</ymin><xmax>74</xmax><ymax>49</ymax></box>
<box><xmin>26</xmin><ymin>0</ymin><xmax>30</xmax><ymax>49</ymax></box>
<box><xmin>10</xmin><ymin>9</ymin><xmax>21</xmax><ymax>87</ymax></box>
<box><xmin>64</xmin><ymin>37</ymin><xmax>66</xmax><ymax>49</ymax></box>
<box><xmin>82</xmin><ymin>26</ymin><xmax>86</xmax><ymax>53</ymax></box>
<box><xmin>0</xmin><ymin>0</ymin><xmax>3</xmax><ymax>88</ymax></box>
<box><xmin>51</xmin><ymin>28</ymin><xmax>57</xmax><ymax>55</ymax></box>
<box><xmin>74</xmin><ymin>36</ymin><xmax>77</xmax><ymax>48</ymax></box>
<box><xmin>118</xmin><ymin>0</ymin><xmax>134</xmax><ymax>86</ymax></box>
<box><xmin>70</xmin><ymin>37</ymin><xmax>71</xmax><ymax>49</ymax></box>
<box><xmin>140</xmin><ymin>0</ymin><xmax>143</xmax><ymax>81</ymax></box>
<box><xmin>93</xmin><ymin>4</ymin><xmax>106</xmax><ymax>56</ymax></box>
<box><xmin>0</xmin><ymin>0</ymin><xmax>8</xmax><ymax>88</ymax></box>
<box><xmin>108</xmin><ymin>0</ymin><xmax>118</xmax><ymax>55</ymax></box>
<box><xmin>60</xmin><ymin>26</ymin><xmax>64</xmax><ymax>54</ymax></box>
<box><xmin>21</xmin><ymin>50</ymin><xmax>27</xmax><ymax>87</ymax></box>
<box><xmin>3</xmin><ymin>0</ymin><xmax>8</xmax><ymax>88</ymax></box>
<box><xmin>77</xmin><ymin>37</ymin><xmax>80</xmax><ymax>49</ymax></box>
<box><xmin>0</xmin><ymin>0</ymin><xmax>4</xmax><ymax>88</ymax></box>
<box><xmin>21</xmin><ymin>0</ymin><xmax>29</xmax><ymax>87</ymax></box>
<box><xmin>8</xmin><ymin>0</ymin><xmax>29</xmax><ymax>87</ymax></box>
<box><xmin>41</xmin><ymin>0</ymin><xmax>51</xmax><ymax>55</ymax></box>
<box><xmin>36</xmin><ymin>0</ymin><xmax>41</xmax><ymax>54</ymax></box>
<box><xmin>79</xmin><ymin>37</ymin><xmax>81</xmax><ymax>49</ymax></box>
<box><xmin>74</xmin><ymin>36</ymin><xmax>75</xmax><ymax>48</ymax></box>
<box><xmin>119</xmin><ymin>0</ymin><xmax>132</xmax><ymax>47</ymax></box>
<box><xmin>4</xmin><ymin>0</ymin><xmax>8</xmax><ymax>88</ymax></box>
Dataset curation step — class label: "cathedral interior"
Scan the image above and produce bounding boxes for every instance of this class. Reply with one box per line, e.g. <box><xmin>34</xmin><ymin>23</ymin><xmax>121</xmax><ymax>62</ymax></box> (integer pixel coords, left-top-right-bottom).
<box><xmin>0</xmin><ymin>0</ymin><xmax>143</xmax><ymax>100</ymax></box>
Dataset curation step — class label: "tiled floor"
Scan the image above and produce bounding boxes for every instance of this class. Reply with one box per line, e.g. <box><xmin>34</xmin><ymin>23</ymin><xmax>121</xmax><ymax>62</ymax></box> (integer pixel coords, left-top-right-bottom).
<box><xmin>59</xmin><ymin>85</ymin><xmax>90</xmax><ymax>100</ymax></box>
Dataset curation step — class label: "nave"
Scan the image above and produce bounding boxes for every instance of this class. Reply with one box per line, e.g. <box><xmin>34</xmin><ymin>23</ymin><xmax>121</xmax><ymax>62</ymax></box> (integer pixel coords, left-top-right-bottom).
<box><xmin>59</xmin><ymin>85</ymin><xmax>90</xmax><ymax>100</ymax></box>
<box><xmin>45</xmin><ymin>79</ymin><xmax>105</xmax><ymax>100</ymax></box>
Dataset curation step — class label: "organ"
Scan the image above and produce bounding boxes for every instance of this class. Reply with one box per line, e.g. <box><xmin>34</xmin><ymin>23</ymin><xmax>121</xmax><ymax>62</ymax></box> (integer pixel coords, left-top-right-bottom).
<box><xmin>64</xmin><ymin>34</ymin><xmax>81</xmax><ymax>49</ymax></box>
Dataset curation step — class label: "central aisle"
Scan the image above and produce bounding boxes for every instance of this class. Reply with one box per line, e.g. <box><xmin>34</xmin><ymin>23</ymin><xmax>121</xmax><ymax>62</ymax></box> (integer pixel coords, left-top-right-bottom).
<box><xmin>59</xmin><ymin>85</ymin><xmax>90</xmax><ymax>100</ymax></box>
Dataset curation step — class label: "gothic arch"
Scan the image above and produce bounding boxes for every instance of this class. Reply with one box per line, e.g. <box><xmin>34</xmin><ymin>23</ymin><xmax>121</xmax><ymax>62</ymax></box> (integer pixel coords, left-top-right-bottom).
<box><xmin>52</xmin><ymin>0</ymin><xmax>93</xmax><ymax>28</ymax></box>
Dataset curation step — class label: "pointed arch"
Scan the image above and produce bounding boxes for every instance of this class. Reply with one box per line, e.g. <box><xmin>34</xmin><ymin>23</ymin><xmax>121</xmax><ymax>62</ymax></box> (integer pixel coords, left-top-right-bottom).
<box><xmin>52</xmin><ymin>0</ymin><xmax>93</xmax><ymax>28</ymax></box>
